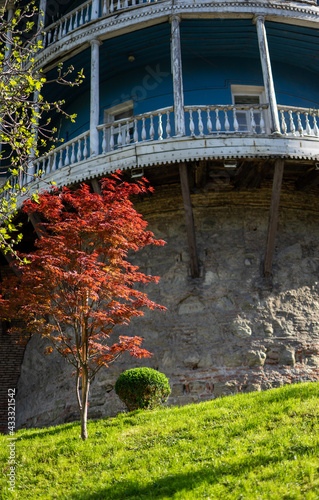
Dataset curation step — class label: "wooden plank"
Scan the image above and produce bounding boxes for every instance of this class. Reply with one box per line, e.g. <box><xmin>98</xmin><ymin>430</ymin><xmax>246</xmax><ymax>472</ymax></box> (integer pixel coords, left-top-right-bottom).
<box><xmin>179</xmin><ymin>162</ymin><xmax>200</xmax><ymax>278</ymax></box>
<box><xmin>91</xmin><ymin>178</ymin><xmax>101</xmax><ymax>194</ymax></box>
<box><xmin>28</xmin><ymin>212</ymin><xmax>46</xmax><ymax>239</ymax></box>
<box><xmin>264</xmin><ymin>159</ymin><xmax>285</xmax><ymax>277</ymax></box>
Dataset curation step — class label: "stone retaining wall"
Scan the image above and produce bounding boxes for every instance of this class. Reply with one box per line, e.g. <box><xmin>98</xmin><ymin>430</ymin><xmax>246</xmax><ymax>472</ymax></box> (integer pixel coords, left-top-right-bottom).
<box><xmin>14</xmin><ymin>182</ymin><xmax>319</xmax><ymax>429</ymax></box>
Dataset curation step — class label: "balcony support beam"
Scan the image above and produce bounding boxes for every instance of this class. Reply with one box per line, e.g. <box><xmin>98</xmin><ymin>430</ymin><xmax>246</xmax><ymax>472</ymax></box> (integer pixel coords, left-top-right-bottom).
<box><xmin>91</xmin><ymin>178</ymin><xmax>101</xmax><ymax>194</ymax></box>
<box><xmin>28</xmin><ymin>212</ymin><xmax>46</xmax><ymax>239</ymax></box>
<box><xmin>264</xmin><ymin>158</ymin><xmax>284</xmax><ymax>277</ymax></box>
<box><xmin>179</xmin><ymin>162</ymin><xmax>200</xmax><ymax>278</ymax></box>
<box><xmin>170</xmin><ymin>15</ymin><xmax>185</xmax><ymax>137</ymax></box>
<box><xmin>254</xmin><ymin>16</ymin><xmax>280</xmax><ymax>134</ymax></box>
<box><xmin>90</xmin><ymin>39</ymin><xmax>101</xmax><ymax>157</ymax></box>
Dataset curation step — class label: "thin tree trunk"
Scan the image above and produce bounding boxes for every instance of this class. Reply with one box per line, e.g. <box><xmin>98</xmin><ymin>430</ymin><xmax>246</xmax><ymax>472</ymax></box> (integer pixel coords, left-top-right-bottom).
<box><xmin>76</xmin><ymin>368</ymin><xmax>81</xmax><ymax>412</ymax></box>
<box><xmin>80</xmin><ymin>367</ymin><xmax>89</xmax><ymax>440</ymax></box>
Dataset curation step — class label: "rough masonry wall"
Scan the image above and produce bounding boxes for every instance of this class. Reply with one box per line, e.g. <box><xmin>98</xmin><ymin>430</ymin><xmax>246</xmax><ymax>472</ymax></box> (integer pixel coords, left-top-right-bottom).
<box><xmin>15</xmin><ymin>181</ymin><xmax>319</xmax><ymax>429</ymax></box>
<box><xmin>0</xmin><ymin>266</ymin><xmax>26</xmax><ymax>434</ymax></box>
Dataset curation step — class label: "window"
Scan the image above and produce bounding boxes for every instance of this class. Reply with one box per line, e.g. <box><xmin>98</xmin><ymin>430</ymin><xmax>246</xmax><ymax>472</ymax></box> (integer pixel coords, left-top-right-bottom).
<box><xmin>104</xmin><ymin>101</ymin><xmax>134</xmax><ymax>150</ymax></box>
<box><xmin>231</xmin><ymin>85</ymin><xmax>266</xmax><ymax>134</ymax></box>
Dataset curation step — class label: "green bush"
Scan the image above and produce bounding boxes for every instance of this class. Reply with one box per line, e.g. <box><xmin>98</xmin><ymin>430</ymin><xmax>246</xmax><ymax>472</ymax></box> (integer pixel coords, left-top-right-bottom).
<box><xmin>115</xmin><ymin>367</ymin><xmax>171</xmax><ymax>411</ymax></box>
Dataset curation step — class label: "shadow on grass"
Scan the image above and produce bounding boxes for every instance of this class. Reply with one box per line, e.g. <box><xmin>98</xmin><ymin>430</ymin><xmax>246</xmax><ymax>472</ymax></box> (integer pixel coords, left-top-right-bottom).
<box><xmin>16</xmin><ymin>421</ymin><xmax>80</xmax><ymax>441</ymax></box>
<box><xmin>67</xmin><ymin>451</ymin><xmax>311</xmax><ymax>500</ymax></box>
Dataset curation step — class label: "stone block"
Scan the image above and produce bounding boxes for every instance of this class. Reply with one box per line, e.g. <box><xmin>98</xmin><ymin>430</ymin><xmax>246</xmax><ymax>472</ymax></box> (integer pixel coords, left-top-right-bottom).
<box><xmin>214</xmin><ymin>381</ymin><xmax>237</xmax><ymax>397</ymax></box>
<box><xmin>170</xmin><ymin>384</ymin><xmax>185</xmax><ymax>397</ymax></box>
<box><xmin>224</xmin><ymin>352</ymin><xmax>243</xmax><ymax>367</ymax></box>
<box><xmin>214</xmin><ymin>296</ymin><xmax>235</xmax><ymax>311</ymax></box>
<box><xmin>232</xmin><ymin>318</ymin><xmax>252</xmax><ymax>338</ymax></box>
<box><xmin>246</xmin><ymin>350</ymin><xmax>266</xmax><ymax>367</ymax></box>
<box><xmin>197</xmin><ymin>353</ymin><xmax>213</xmax><ymax>368</ymax></box>
<box><xmin>264</xmin><ymin>323</ymin><xmax>274</xmax><ymax>337</ymax></box>
<box><xmin>244</xmin><ymin>383</ymin><xmax>261</xmax><ymax>393</ymax></box>
<box><xmin>183</xmin><ymin>353</ymin><xmax>200</xmax><ymax>369</ymax></box>
<box><xmin>203</xmin><ymin>270</ymin><xmax>219</xmax><ymax>286</ymax></box>
<box><xmin>178</xmin><ymin>297</ymin><xmax>205</xmax><ymax>315</ymax></box>
<box><xmin>279</xmin><ymin>347</ymin><xmax>295</xmax><ymax>366</ymax></box>
<box><xmin>162</xmin><ymin>351</ymin><xmax>176</xmax><ymax>369</ymax></box>
<box><xmin>305</xmin><ymin>355</ymin><xmax>319</xmax><ymax>367</ymax></box>
<box><xmin>189</xmin><ymin>381</ymin><xmax>207</xmax><ymax>393</ymax></box>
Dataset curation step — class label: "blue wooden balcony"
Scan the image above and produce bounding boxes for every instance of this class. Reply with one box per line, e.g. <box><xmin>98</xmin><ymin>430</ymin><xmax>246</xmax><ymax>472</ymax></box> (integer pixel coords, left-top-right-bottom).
<box><xmin>2</xmin><ymin>102</ymin><xmax>316</xmax><ymax>206</ymax></box>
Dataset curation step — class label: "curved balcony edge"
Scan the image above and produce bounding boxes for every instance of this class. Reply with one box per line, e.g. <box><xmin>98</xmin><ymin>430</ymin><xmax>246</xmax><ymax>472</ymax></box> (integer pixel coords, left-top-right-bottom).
<box><xmin>34</xmin><ymin>0</ymin><xmax>319</xmax><ymax>71</ymax></box>
<box><xmin>11</xmin><ymin>134</ymin><xmax>319</xmax><ymax>210</ymax></box>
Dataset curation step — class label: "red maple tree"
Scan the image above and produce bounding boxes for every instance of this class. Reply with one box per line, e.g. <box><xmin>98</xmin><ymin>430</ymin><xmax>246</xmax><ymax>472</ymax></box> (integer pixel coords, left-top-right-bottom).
<box><xmin>0</xmin><ymin>174</ymin><xmax>165</xmax><ymax>440</ymax></box>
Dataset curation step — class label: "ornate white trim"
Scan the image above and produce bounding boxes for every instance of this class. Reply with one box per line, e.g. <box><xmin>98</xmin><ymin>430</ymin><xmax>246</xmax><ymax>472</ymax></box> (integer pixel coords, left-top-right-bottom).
<box><xmin>35</xmin><ymin>1</ymin><xmax>319</xmax><ymax>71</ymax></box>
<box><xmin>15</xmin><ymin>135</ymin><xmax>319</xmax><ymax>208</ymax></box>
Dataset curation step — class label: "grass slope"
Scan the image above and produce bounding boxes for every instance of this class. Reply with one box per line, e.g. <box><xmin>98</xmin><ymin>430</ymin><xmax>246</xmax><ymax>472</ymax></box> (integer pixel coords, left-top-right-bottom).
<box><xmin>1</xmin><ymin>382</ymin><xmax>319</xmax><ymax>499</ymax></box>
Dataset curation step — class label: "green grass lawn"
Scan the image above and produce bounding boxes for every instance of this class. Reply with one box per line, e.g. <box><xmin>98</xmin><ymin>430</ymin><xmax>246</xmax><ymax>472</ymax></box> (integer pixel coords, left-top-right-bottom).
<box><xmin>1</xmin><ymin>382</ymin><xmax>319</xmax><ymax>499</ymax></box>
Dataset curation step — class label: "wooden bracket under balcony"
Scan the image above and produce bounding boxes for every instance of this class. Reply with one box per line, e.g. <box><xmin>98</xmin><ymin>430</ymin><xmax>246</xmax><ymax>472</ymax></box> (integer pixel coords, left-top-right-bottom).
<box><xmin>264</xmin><ymin>158</ymin><xmax>285</xmax><ymax>277</ymax></box>
<box><xmin>91</xmin><ymin>178</ymin><xmax>101</xmax><ymax>194</ymax></box>
<box><xmin>28</xmin><ymin>212</ymin><xmax>46</xmax><ymax>239</ymax></box>
<box><xmin>179</xmin><ymin>162</ymin><xmax>200</xmax><ymax>279</ymax></box>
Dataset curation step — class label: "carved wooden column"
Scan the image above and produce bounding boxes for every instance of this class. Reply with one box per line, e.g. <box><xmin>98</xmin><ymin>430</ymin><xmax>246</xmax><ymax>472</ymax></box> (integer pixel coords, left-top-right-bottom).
<box><xmin>28</xmin><ymin>212</ymin><xmax>46</xmax><ymax>239</ymax></box>
<box><xmin>27</xmin><ymin>88</ymin><xmax>40</xmax><ymax>180</ymax></box>
<box><xmin>5</xmin><ymin>4</ymin><xmax>14</xmax><ymax>55</ymax></box>
<box><xmin>90</xmin><ymin>39</ymin><xmax>101</xmax><ymax>156</ymax></box>
<box><xmin>170</xmin><ymin>15</ymin><xmax>185</xmax><ymax>136</ymax></box>
<box><xmin>254</xmin><ymin>16</ymin><xmax>280</xmax><ymax>134</ymax></box>
<box><xmin>0</xmin><ymin>5</ymin><xmax>14</xmax><ymax>164</ymax></box>
<box><xmin>37</xmin><ymin>0</ymin><xmax>47</xmax><ymax>30</ymax></box>
<box><xmin>264</xmin><ymin>159</ymin><xmax>285</xmax><ymax>277</ymax></box>
<box><xmin>179</xmin><ymin>162</ymin><xmax>200</xmax><ymax>278</ymax></box>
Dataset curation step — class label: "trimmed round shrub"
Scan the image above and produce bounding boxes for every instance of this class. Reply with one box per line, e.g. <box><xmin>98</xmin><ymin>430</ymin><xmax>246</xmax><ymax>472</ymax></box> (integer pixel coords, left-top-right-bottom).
<box><xmin>115</xmin><ymin>367</ymin><xmax>171</xmax><ymax>411</ymax></box>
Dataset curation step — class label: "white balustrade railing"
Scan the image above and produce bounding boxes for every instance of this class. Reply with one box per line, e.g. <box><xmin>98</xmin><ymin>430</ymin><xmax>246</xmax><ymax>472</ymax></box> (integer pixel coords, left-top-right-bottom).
<box><xmin>42</xmin><ymin>1</ymin><xmax>93</xmax><ymax>49</ymax></box>
<box><xmin>18</xmin><ymin>131</ymin><xmax>90</xmax><ymax>189</ymax></box>
<box><xmin>97</xmin><ymin>106</ymin><xmax>173</xmax><ymax>152</ymax></box>
<box><xmin>5</xmin><ymin>103</ymin><xmax>319</xmax><ymax>195</ymax></box>
<box><xmin>185</xmin><ymin>104</ymin><xmax>269</xmax><ymax>136</ymax></box>
<box><xmin>278</xmin><ymin>106</ymin><xmax>319</xmax><ymax>137</ymax></box>
<box><xmin>41</xmin><ymin>0</ymin><xmax>160</xmax><ymax>50</ymax></box>
<box><xmin>97</xmin><ymin>104</ymin><xmax>269</xmax><ymax>154</ymax></box>
<box><xmin>101</xmin><ymin>0</ymin><xmax>158</xmax><ymax>15</ymax></box>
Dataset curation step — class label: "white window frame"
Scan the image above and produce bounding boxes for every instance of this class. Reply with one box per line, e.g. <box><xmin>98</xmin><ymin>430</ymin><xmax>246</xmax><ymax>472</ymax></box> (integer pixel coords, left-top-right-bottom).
<box><xmin>104</xmin><ymin>100</ymin><xmax>134</xmax><ymax>125</ymax></box>
<box><xmin>104</xmin><ymin>100</ymin><xmax>134</xmax><ymax>151</ymax></box>
<box><xmin>231</xmin><ymin>85</ymin><xmax>268</xmax><ymax>134</ymax></box>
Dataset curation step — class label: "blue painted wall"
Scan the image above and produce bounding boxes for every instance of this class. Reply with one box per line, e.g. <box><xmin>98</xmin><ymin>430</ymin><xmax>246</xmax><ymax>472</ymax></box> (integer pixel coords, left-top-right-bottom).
<box><xmin>99</xmin><ymin>59</ymin><xmax>173</xmax><ymax>119</ymax></box>
<box><xmin>52</xmin><ymin>21</ymin><xmax>319</xmax><ymax>144</ymax></box>
<box><xmin>182</xmin><ymin>56</ymin><xmax>263</xmax><ymax>105</ymax></box>
<box><xmin>273</xmin><ymin>61</ymin><xmax>319</xmax><ymax>108</ymax></box>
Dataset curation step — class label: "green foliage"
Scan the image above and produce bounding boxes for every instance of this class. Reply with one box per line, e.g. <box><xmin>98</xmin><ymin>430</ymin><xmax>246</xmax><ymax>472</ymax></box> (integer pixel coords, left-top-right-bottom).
<box><xmin>115</xmin><ymin>367</ymin><xmax>171</xmax><ymax>411</ymax></box>
<box><xmin>0</xmin><ymin>0</ymin><xmax>83</xmax><ymax>257</ymax></box>
<box><xmin>0</xmin><ymin>383</ymin><xmax>319</xmax><ymax>499</ymax></box>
